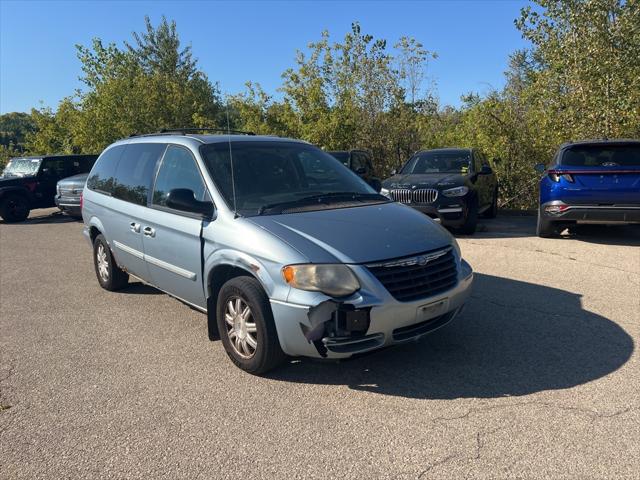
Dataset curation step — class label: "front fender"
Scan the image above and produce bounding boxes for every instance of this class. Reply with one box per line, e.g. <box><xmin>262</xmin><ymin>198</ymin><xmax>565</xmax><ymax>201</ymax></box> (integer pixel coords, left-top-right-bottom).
<box><xmin>203</xmin><ymin>248</ymin><xmax>290</xmax><ymax>302</ymax></box>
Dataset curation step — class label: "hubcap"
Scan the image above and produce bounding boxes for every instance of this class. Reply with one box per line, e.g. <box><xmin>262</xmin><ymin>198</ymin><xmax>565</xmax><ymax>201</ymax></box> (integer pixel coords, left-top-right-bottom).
<box><xmin>225</xmin><ymin>297</ymin><xmax>257</xmax><ymax>359</ymax></box>
<box><xmin>96</xmin><ymin>244</ymin><xmax>109</xmax><ymax>282</ymax></box>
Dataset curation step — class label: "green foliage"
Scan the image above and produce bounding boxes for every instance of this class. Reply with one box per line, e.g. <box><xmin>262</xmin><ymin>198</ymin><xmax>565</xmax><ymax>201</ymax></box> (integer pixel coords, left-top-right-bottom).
<box><xmin>27</xmin><ymin>15</ymin><xmax>222</xmax><ymax>155</ymax></box>
<box><xmin>10</xmin><ymin>5</ymin><xmax>639</xmax><ymax>209</ymax></box>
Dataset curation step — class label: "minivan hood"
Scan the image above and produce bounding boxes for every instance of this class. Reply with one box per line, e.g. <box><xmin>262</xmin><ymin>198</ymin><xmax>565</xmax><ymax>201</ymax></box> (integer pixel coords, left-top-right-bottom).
<box><xmin>248</xmin><ymin>202</ymin><xmax>453</xmax><ymax>264</ymax></box>
<box><xmin>383</xmin><ymin>173</ymin><xmax>465</xmax><ymax>189</ymax></box>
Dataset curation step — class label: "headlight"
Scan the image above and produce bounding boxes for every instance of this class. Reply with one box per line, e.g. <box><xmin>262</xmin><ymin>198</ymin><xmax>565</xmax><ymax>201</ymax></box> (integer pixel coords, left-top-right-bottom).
<box><xmin>56</xmin><ymin>184</ymin><xmax>61</xmax><ymax>195</ymax></box>
<box><xmin>380</xmin><ymin>187</ymin><xmax>392</xmax><ymax>199</ymax></box>
<box><xmin>442</xmin><ymin>186</ymin><xmax>469</xmax><ymax>197</ymax></box>
<box><xmin>282</xmin><ymin>264</ymin><xmax>360</xmax><ymax>297</ymax></box>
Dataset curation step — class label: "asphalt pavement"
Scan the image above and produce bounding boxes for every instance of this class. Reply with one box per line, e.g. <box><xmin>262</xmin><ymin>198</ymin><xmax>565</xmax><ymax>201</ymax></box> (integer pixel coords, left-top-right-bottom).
<box><xmin>1</xmin><ymin>208</ymin><xmax>639</xmax><ymax>479</ymax></box>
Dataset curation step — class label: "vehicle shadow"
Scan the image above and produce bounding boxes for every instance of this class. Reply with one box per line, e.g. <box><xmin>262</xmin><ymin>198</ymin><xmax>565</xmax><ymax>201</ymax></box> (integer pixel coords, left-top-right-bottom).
<box><xmin>0</xmin><ymin>209</ymin><xmax>79</xmax><ymax>225</ymax></box>
<box><xmin>119</xmin><ymin>282</ymin><xmax>164</xmax><ymax>295</ymax></box>
<box><xmin>471</xmin><ymin>214</ymin><xmax>640</xmax><ymax>246</ymax></box>
<box><xmin>268</xmin><ymin>273</ymin><xmax>634</xmax><ymax>399</ymax></box>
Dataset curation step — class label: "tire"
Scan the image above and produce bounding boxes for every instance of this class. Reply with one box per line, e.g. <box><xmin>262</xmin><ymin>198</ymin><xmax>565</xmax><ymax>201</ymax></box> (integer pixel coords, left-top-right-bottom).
<box><xmin>536</xmin><ymin>209</ymin><xmax>558</xmax><ymax>238</ymax></box>
<box><xmin>216</xmin><ymin>276</ymin><xmax>285</xmax><ymax>375</ymax></box>
<box><xmin>93</xmin><ymin>234</ymin><xmax>129</xmax><ymax>291</ymax></box>
<box><xmin>457</xmin><ymin>201</ymin><xmax>478</xmax><ymax>235</ymax></box>
<box><xmin>484</xmin><ymin>188</ymin><xmax>498</xmax><ymax>219</ymax></box>
<box><xmin>0</xmin><ymin>194</ymin><xmax>30</xmax><ymax>223</ymax></box>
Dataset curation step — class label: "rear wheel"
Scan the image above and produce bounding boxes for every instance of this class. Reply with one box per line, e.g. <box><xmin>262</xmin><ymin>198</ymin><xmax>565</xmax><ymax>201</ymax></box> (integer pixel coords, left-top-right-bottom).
<box><xmin>216</xmin><ymin>276</ymin><xmax>285</xmax><ymax>375</ymax></box>
<box><xmin>484</xmin><ymin>188</ymin><xmax>498</xmax><ymax>219</ymax></box>
<box><xmin>536</xmin><ymin>209</ymin><xmax>559</xmax><ymax>238</ymax></box>
<box><xmin>93</xmin><ymin>234</ymin><xmax>129</xmax><ymax>290</ymax></box>
<box><xmin>0</xmin><ymin>194</ymin><xmax>30</xmax><ymax>223</ymax></box>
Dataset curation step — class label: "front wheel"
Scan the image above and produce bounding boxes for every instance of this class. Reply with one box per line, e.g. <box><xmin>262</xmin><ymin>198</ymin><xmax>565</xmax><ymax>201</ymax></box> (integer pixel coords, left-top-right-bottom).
<box><xmin>216</xmin><ymin>276</ymin><xmax>285</xmax><ymax>375</ymax></box>
<box><xmin>457</xmin><ymin>201</ymin><xmax>478</xmax><ymax>235</ymax></box>
<box><xmin>0</xmin><ymin>194</ymin><xmax>30</xmax><ymax>223</ymax></box>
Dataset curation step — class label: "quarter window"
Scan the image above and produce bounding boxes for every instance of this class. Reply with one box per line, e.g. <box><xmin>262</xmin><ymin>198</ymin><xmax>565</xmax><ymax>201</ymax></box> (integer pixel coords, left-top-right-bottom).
<box><xmin>87</xmin><ymin>146</ymin><xmax>126</xmax><ymax>195</ymax></box>
<box><xmin>112</xmin><ymin>143</ymin><xmax>166</xmax><ymax>206</ymax></box>
<box><xmin>153</xmin><ymin>145</ymin><xmax>209</xmax><ymax>208</ymax></box>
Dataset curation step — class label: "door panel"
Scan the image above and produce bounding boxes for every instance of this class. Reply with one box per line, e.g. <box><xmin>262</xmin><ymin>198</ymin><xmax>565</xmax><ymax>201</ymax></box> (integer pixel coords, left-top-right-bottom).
<box><xmin>140</xmin><ymin>208</ymin><xmax>206</xmax><ymax>308</ymax></box>
<box><xmin>102</xmin><ymin>143</ymin><xmax>165</xmax><ymax>280</ymax></box>
<box><xmin>142</xmin><ymin>144</ymin><xmax>210</xmax><ymax>309</ymax></box>
<box><xmin>106</xmin><ymin>198</ymin><xmax>150</xmax><ymax>280</ymax></box>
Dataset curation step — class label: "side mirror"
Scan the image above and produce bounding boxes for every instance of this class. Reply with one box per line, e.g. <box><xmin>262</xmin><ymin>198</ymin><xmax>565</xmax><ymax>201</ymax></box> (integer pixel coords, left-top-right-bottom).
<box><xmin>166</xmin><ymin>188</ymin><xmax>214</xmax><ymax>217</ymax></box>
<box><xmin>534</xmin><ymin>163</ymin><xmax>546</xmax><ymax>174</ymax></box>
<box><xmin>390</xmin><ymin>169</ymin><xmax>397</xmax><ymax>175</ymax></box>
<box><xmin>480</xmin><ymin>165</ymin><xmax>493</xmax><ymax>175</ymax></box>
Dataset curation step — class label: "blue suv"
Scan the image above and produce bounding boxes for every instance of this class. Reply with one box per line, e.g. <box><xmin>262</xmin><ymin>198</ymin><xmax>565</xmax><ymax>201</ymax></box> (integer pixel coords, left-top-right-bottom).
<box><xmin>535</xmin><ymin>139</ymin><xmax>640</xmax><ymax>237</ymax></box>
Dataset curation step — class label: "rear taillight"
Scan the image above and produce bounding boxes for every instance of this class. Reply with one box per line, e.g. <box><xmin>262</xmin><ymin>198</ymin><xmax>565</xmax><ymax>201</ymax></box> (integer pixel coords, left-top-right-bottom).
<box><xmin>547</xmin><ymin>170</ymin><xmax>574</xmax><ymax>183</ymax></box>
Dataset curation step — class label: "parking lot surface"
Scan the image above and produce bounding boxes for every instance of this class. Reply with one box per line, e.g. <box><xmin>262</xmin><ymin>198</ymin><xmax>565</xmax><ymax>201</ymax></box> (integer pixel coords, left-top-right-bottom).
<box><xmin>1</xmin><ymin>208</ymin><xmax>639</xmax><ymax>479</ymax></box>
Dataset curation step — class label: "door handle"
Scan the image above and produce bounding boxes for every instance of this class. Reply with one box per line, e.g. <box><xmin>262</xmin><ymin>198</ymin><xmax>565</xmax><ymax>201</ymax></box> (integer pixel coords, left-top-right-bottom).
<box><xmin>143</xmin><ymin>226</ymin><xmax>156</xmax><ymax>237</ymax></box>
<box><xmin>130</xmin><ymin>222</ymin><xmax>141</xmax><ymax>233</ymax></box>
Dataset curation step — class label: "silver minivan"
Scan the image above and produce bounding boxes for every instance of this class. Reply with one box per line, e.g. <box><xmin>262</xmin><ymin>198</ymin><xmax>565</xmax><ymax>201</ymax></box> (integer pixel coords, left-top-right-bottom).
<box><xmin>82</xmin><ymin>131</ymin><xmax>474</xmax><ymax>373</ymax></box>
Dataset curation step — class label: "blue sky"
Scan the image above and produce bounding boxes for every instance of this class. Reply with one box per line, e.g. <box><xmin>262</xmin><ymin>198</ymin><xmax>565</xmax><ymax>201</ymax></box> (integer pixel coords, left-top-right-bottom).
<box><xmin>0</xmin><ymin>0</ymin><xmax>529</xmax><ymax>114</ymax></box>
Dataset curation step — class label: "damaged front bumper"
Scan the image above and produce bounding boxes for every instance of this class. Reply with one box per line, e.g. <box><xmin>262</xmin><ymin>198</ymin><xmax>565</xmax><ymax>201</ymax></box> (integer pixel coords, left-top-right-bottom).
<box><xmin>269</xmin><ymin>259</ymin><xmax>474</xmax><ymax>359</ymax></box>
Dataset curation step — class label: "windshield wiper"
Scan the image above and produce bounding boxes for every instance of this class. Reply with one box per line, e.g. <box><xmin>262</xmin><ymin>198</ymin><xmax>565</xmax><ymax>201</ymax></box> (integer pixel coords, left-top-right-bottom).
<box><xmin>258</xmin><ymin>192</ymin><xmax>388</xmax><ymax>215</ymax></box>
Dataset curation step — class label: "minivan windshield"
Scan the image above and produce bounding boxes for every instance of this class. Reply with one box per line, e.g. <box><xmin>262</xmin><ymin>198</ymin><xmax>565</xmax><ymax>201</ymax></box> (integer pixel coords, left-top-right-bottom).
<box><xmin>200</xmin><ymin>141</ymin><xmax>386</xmax><ymax>216</ymax></box>
<box><xmin>401</xmin><ymin>151</ymin><xmax>471</xmax><ymax>174</ymax></box>
<box><xmin>1</xmin><ymin>157</ymin><xmax>42</xmax><ymax>177</ymax></box>
<box><xmin>561</xmin><ymin>144</ymin><xmax>640</xmax><ymax>167</ymax></box>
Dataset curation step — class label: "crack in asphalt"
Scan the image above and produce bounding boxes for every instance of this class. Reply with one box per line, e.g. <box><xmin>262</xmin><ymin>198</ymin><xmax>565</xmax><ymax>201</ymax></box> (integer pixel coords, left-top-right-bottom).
<box><xmin>416</xmin><ymin>404</ymin><xmax>638</xmax><ymax>478</ymax></box>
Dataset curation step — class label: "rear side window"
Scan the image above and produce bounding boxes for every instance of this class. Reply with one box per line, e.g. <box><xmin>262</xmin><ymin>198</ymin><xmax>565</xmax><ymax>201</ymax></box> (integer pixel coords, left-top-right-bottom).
<box><xmin>87</xmin><ymin>146</ymin><xmax>126</xmax><ymax>195</ymax></box>
<box><xmin>152</xmin><ymin>145</ymin><xmax>209</xmax><ymax>207</ymax></box>
<box><xmin>113</xmin><ymin>143</ymin><xmax>166</xmax><ymax>206</ymax></box>
<box><xmin>561</xmin><ymin>144</ymin><xmax>640</xmax><ymax>167</ymax></box>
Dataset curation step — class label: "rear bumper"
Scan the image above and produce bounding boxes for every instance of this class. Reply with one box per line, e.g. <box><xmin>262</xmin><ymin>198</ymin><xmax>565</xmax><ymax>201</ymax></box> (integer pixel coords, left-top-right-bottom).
<box><xmin>541</xmin><ymin>201</ymin><xmax>640</xmax><ymax>223</ymax></box>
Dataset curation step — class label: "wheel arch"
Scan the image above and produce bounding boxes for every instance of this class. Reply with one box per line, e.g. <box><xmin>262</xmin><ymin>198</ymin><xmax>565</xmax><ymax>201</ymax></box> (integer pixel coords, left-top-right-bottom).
<box><xmin>204</xmin><ymin>253</ymin><xmax>278</xmax><ymax>341</ymax></box>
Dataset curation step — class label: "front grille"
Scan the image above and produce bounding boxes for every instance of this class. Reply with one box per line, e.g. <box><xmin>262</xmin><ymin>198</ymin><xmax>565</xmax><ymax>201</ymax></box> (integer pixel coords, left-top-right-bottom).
<box><xmin>366</xmin><ymin>247</ymin><xmax>458</xmax><ymax>302</ymax></box>
<box><xmin>390</xmin><ymin>188</ymin><xmax>438</xmax><ymax>204</ymax></box>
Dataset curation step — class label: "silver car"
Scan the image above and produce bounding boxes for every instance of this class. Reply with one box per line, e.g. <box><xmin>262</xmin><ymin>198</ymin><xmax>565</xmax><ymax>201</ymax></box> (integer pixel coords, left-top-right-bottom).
<box><xmin>82</xmin><ymin>131</ymin><xmax>473</xmax><ymax>374</ymax></box>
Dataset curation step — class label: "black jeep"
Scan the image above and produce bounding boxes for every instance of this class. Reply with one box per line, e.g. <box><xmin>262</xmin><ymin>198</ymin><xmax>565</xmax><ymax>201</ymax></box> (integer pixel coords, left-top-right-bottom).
<box><xmin>0</xmin><ymin>154</ymin><xmax>98</xmax><ymax>222</ymax></box>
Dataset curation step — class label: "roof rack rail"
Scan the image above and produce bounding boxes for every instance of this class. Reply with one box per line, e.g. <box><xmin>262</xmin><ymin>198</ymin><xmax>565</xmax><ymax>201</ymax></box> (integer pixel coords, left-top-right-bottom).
<box><xmin>129</xmin><ymin>127</ymin><xmax>256</xmax><ymax>138</ymax></box>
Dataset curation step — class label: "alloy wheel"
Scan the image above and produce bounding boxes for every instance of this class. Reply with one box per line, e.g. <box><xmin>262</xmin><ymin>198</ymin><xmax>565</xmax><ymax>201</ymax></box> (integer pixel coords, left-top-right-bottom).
<box><xmin>96</xmin><ymin>244</ymin><xmax>109</xmax><ymax>282</ymax></box>
<box><xmin>224</xmin><ymin>296</ymin><xmax>258</xmax><ymax>359</ymax></box>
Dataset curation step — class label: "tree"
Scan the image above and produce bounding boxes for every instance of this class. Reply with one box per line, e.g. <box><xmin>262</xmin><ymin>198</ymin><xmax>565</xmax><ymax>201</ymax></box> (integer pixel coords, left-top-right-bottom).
<box><xmin>28</xmin><ymin>16</ymin><xmax>223</xmax><ymax>154</ymax></box>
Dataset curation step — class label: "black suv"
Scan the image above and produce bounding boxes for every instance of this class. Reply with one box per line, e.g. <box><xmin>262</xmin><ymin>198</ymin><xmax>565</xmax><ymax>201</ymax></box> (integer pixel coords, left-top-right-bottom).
<box><xmin>0</xmin><ymin>154</ymin><xmax>98</xmax><ymax>222</ymax></box>
<box><xmin>327</xmin><ymin>150</ymin><xmax>382</xmax><ymax>191</ymax></box>
<box><xmin>381</xmin><ymin>148</ymin><xmax>498</xmax><ymax>234</ymax></box>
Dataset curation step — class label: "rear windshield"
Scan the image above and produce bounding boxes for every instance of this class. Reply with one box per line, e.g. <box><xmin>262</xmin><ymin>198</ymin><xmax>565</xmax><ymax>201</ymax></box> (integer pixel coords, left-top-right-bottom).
<box><xmin>401</xmin><ymin>151</ymin><xmax>471</xmax><ymax>174</ymax></box>
<box><xmin>561</xmin><ymin>144</ymin><xmax>640</xmax><ymax>167</ymax></box>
